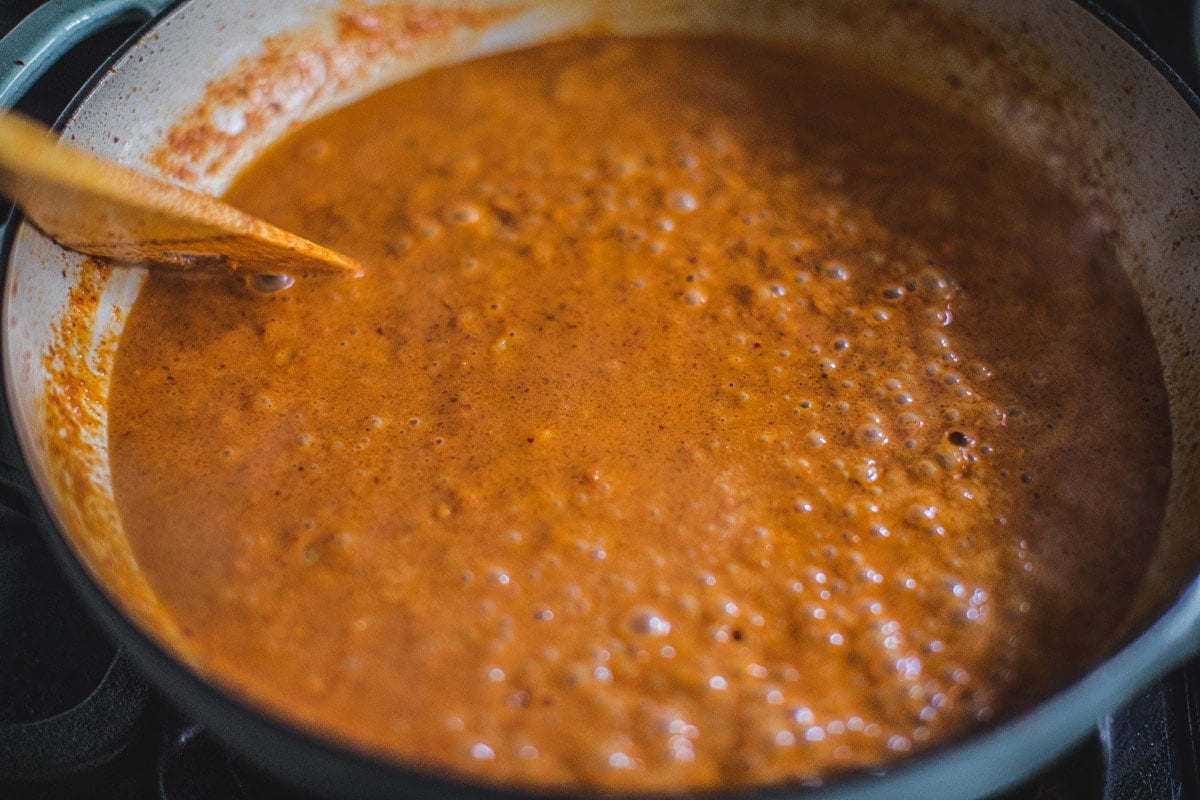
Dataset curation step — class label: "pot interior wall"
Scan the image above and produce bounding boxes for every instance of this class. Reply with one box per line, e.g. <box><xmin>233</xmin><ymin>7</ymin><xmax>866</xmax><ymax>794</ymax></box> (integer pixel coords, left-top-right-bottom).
<box><xmin>3</xmin><ymin>0</ymin><xmax>1200</xmax><ymax>762</ymax></box>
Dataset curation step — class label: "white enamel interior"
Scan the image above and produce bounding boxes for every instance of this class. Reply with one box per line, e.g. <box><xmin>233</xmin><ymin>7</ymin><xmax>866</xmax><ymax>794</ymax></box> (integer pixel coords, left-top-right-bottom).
<box><xmin>3</xmin><ymin>0</ymin><xmax>1200</xmax><ymax>796</ymax></box>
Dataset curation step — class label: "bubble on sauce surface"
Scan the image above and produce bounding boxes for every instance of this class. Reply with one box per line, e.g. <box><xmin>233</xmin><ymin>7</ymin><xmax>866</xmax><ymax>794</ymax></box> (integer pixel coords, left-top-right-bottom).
<box><xmin>445</xmin><ymin>202</ymin><xmax>484</xmax><ymax>225</ymax></box>
<box><xmin>627</xmin><ymin>608</ymin><xmax>672</xmax><ymax>636</ymax></box>
<box><xmin>855</xmin><ymin>424</ymin><xmax>888</xmax><ymax>447</ymax></box>
<box><xmin>248</xmin><ymin>273</ymin><xmax>295</xmax><ymax>294</ymax></box>
<box><xmin>666</xmin><ymin>190</ymin><xmax>698</xmax><ymax>212</ymax></box>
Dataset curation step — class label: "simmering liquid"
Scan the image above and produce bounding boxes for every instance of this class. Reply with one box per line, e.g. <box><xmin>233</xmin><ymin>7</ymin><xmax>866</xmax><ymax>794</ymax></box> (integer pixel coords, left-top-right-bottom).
<box><xmin>108</xmin><ymin>37</ymin><xmax>1170</xmax><ymax>791</ymax></box>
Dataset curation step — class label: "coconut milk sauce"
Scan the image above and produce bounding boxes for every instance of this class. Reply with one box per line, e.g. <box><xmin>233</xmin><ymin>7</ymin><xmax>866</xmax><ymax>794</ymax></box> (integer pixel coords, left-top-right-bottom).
<box><xmin>107</xmin><ymin>37</ymin><xmax>1170</xmax><ymax>791</ymax></box>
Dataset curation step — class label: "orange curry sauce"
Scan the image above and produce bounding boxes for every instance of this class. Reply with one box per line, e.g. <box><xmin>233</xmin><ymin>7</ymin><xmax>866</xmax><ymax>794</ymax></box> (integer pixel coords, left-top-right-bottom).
<box><xmin>108</xmin><ymin>37</ymin><xmax>1170</xmax><ymax>791</ymax></box>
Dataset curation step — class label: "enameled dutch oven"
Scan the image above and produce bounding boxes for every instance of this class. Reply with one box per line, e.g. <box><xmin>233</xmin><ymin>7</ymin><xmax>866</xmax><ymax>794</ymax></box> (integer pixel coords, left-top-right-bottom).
<box><xmin>1</xmin><ymin>1</ymin><xmax>1200</xmax><ymax>798</ymax></box>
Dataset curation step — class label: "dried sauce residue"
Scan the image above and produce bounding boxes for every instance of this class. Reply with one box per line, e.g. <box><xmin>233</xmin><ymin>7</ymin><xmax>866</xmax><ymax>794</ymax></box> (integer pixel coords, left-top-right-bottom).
<box><xmin>35</xmin><ymin>259</ymin><xmax>176</xmax><ymax>639</ymax></box>
<box><xmin>150</xmin><ymin>2</ymin><xmax>513</xmax><ymax>185</ymax></box>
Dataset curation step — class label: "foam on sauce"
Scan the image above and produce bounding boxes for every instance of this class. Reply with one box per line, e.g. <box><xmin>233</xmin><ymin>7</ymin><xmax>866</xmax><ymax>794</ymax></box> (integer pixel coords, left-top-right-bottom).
<box><xmin>108</xmin><ymin>37</ymin><xmax>1170</xmax><ymax>791</ymax></box>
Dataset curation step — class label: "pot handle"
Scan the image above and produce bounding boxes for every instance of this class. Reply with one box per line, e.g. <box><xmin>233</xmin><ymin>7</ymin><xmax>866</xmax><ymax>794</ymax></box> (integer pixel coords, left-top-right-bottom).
<box><xmin>0</xmin><ymin>651</ymin><xmax>149</xmax><ymax>780</ymax></box>
<box><xmin>0</xmin><ymin>456</ymin><xmax>32</xmax><ymax>519</ymax></box>
<box><xmin>1099</xmin><ymin>659</ymin><xmax>1200</xmax><ymax>799</ymax></box>
<box><xmin>0</xmin><ymin>420</ymin><xmax>153</xmax><ymax>779</ymax></box>
<box><xmin>0</xmin><ymin>0</ymin><xmax>175</xmax><ymax>111</ymax></box>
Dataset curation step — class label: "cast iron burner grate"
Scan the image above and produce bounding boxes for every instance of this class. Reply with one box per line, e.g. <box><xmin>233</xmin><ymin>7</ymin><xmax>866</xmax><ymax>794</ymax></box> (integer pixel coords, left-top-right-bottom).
<box><xmin>1</xmin><ymin>1</ymin><xmax>1199</xmax><ymax>797</ymax></box>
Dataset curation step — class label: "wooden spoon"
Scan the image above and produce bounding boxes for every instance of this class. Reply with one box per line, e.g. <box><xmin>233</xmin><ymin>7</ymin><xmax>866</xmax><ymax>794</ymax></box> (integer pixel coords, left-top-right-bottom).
<box><xmin>0</xmin><ymin>112</ymin><xmax>361</xmax><ymax>289</ymax></box>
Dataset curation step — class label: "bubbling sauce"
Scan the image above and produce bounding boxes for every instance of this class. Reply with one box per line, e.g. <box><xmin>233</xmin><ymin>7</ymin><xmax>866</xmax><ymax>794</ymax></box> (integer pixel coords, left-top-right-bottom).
<box><xmin>108</xmin><ymin>37</ymin><xmax>1170</xmax><ymax>791</ymax></box>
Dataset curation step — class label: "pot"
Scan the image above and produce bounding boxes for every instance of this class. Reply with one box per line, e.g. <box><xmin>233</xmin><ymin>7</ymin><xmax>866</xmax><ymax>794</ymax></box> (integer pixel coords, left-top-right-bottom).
<box><xmin>2</xmin><ymin>1</ymin><xmax>1200</xmax><ymax>798</ymax></box>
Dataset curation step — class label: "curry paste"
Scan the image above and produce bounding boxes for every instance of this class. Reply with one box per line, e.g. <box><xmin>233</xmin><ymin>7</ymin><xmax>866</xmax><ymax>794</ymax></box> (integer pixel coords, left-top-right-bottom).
<box><xmin>108</xmin><ymin>37</ymin><xmax>1171</xmax><ymax>791</ymax></box>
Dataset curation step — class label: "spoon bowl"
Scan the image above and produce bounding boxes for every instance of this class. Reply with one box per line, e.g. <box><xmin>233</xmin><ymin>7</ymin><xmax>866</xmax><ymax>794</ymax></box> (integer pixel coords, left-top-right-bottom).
<box><xmin>0</xmin><ymin>112</ymin><xmax>362</xmax><ymax>284</ymax></box>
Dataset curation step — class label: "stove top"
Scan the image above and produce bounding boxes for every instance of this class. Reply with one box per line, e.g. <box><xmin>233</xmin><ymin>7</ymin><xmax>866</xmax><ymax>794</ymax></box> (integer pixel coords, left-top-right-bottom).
<box><xmin>1</xmin><ymin>1</ymin><xmax>1198</xmax><ymax>798</ymax></box>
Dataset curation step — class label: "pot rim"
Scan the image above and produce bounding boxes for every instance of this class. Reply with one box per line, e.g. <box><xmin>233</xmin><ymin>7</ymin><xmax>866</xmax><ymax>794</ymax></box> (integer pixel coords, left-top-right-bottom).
<box><xmin>2</xmin><ymin>1</ymin><xmax>1199</xmax><ymax>798</ymax></box>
